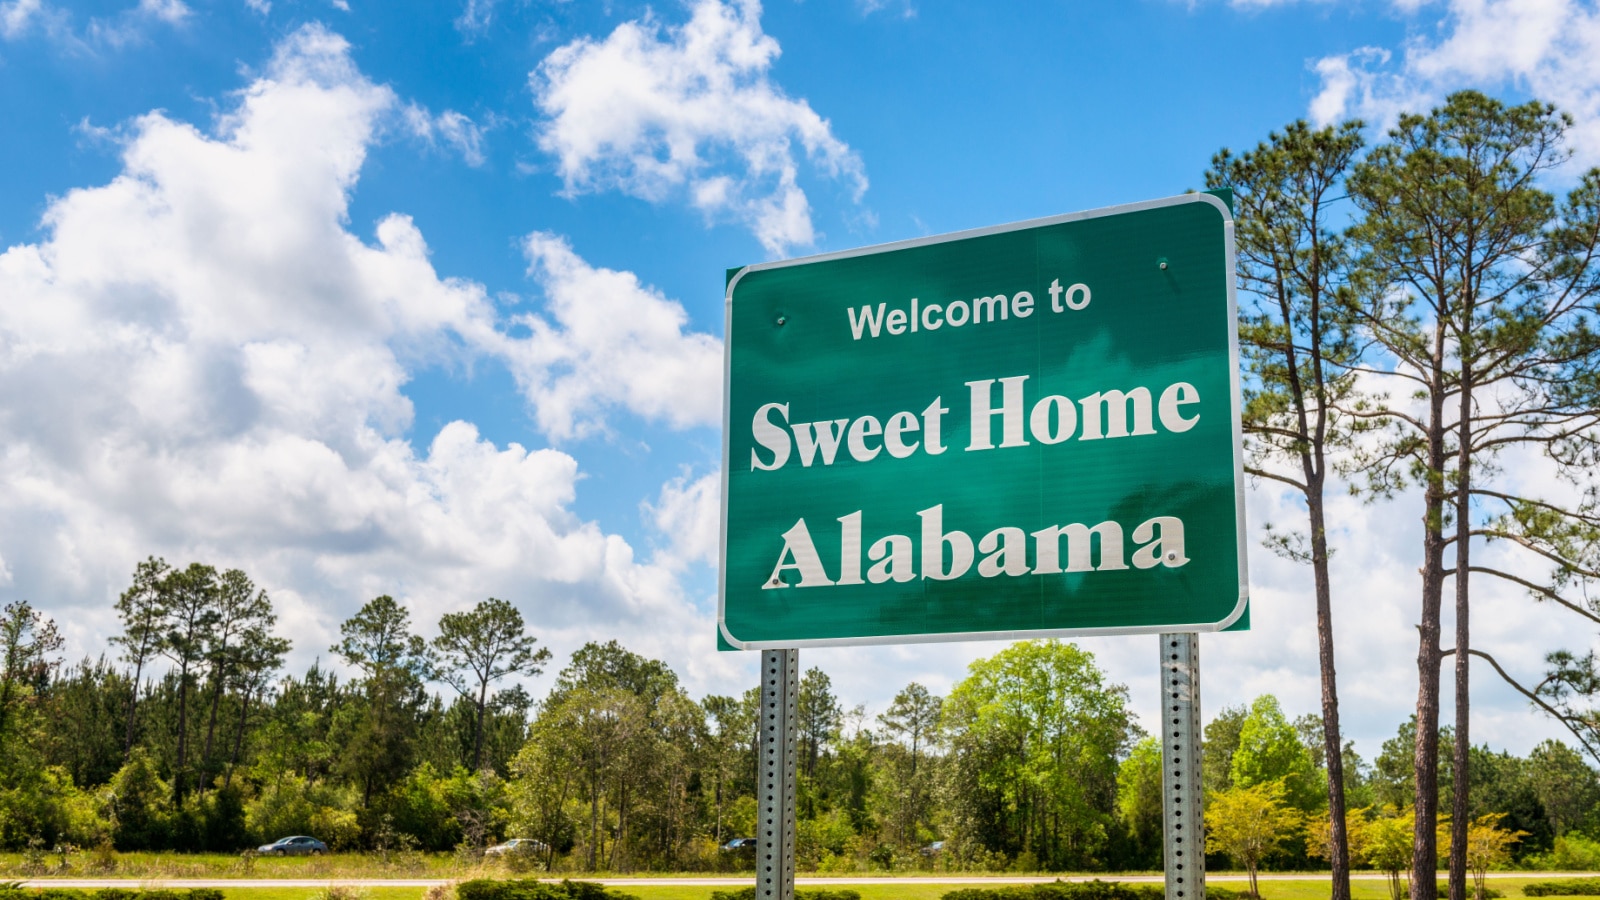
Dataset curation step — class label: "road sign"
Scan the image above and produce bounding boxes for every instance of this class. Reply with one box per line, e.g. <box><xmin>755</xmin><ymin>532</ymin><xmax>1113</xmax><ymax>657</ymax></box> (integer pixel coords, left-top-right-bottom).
<box><xmin>719</xmin><ymin>192</ymin><xmax>1247</xmax><ymax>650</ymax></box>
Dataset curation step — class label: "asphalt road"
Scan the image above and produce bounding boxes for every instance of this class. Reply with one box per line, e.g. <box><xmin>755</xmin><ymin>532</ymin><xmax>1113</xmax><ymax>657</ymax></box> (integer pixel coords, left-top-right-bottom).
<box><xmin>16</xmin><ymin>873</ymin><xmax>1593</xmax><ymax>888</ymax></box>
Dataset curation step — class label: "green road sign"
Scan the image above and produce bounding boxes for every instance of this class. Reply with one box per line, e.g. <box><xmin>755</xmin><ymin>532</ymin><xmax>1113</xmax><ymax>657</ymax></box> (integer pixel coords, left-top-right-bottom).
<box><xmin>719</xmin><ymin>193</ymin><xmax>1247</xmax><ymax>649</ymax></box>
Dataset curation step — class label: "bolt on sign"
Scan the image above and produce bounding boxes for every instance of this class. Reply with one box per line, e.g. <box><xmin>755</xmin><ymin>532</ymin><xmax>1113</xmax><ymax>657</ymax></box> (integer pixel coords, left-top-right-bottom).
<box><xmin>719</xmin><ymin>192</ymin><xmax>1248</xmax><ymax>650</ymax></box>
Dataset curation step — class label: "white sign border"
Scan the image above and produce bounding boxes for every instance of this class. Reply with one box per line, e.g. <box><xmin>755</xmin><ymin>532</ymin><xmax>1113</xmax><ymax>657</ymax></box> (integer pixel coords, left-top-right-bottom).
<box><xmin>717</xmin><ymin>192</ymin><xmax>1248</xmax><ymax>651</ymax></box>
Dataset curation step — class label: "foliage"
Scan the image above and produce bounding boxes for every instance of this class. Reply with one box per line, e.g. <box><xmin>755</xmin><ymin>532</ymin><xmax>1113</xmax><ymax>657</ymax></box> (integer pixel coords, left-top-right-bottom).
<box><xmin>940</xmin><ymin>882</ymin><xmax>1163</xmax><ymax>900</ymax></box>
<box><xmin>712</xmin><ymin>890</ymin><xmax>863</xmax><ymax>900</ymax></box>
<box><xmin>1458</xmin><ymin>813</ymin><xmax>1527</xmax><ymax>900</ymax></box>
<box><xmin>1230</xmin><ymin>696</ymin><xmax>1325</xmax><ymax>812</ymax></box>
<box><xmin>1204</xmin><ymin>779</ymin><xmax>1303</xmax><ymax>899</ymax></box>
<box><xmin>1525</xmin><ymin>879</ymin><xmax>1600</xmax><ymax>896</ymax></box>
<box><xmin>455</xmin><ymin>880</ymin><xmax>639</xmax><ymax>900</ymax></box>
<box><xmin>941</xmin><ymin>640</ymin><xmax>1134</xmax><ymax>871</ymax></box>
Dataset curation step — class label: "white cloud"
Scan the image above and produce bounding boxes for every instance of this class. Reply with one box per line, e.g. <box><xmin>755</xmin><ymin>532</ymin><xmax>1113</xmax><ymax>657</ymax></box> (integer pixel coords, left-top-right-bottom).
<box><xmin>0</xmin><ymin>22</ymin><xmax>747</xmax><ymax>697</ymax></box>
<box><xmin>857</xmin><ymin>0</ymin><xmax>915</xmax><ymax>17</ymax></box>
<box><xmin>645</xmin><ymin>471</ymin><xmax>721</xmax><ymax>569</ymax></box>
<box><xmin>1310</xmin><ymin>0</ymin><xmax>1600</xmax><ymax>166</ymax></box>
<box><xmin>0</xmin><ymin>0</ymin><xmax>41</xmax><ymax>38</ymax></box>
<box><xmin>532</xmin><ymin>0</ymin><xmax>867</xmax><ymax>255</ymax></box>
<box><xmin>506</xmin><ymin>232</ymin><xmax>723</xmax><ymax>440</ymax></box>
<box><xmin>455</xmin><ymin>0</ymin><xmax>495</xmax><ymax>36</ymax></box>
<box><xmin>402</xmin><ymin>103</ymin><xmax>488</xmax><ymax>166</ymax></box>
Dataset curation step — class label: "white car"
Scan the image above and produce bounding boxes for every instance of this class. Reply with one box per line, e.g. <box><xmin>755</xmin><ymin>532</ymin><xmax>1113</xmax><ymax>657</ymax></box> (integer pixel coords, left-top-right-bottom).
<box><xmin>485</xmin><ymin>838</ymin><xmax>548</xmax><ymax>857</ymax></box>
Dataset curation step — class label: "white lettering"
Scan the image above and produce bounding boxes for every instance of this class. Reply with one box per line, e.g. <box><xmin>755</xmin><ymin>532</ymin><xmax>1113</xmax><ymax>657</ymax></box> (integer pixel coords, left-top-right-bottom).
<box><xmin>973</xmin><ymin>295</ymin><xmax>1008</xmax><ymax>323</ymax></box>
<box><xmin>751</xmin><ymin>402</ymin><xmax>791</xmax><ymax>471</ymax></box>
<box><xmin>764</xmin><ymin>519</ymin><xmax>834</xmax><ymax>588</ymax></box>
<box><xmin>1080</xmin><ymin>388</ymin><xmax>1155</xmax><ymax>441</ymax></box>
<box><xmin>1049</xmin><ymin>278</ymin><xmax>1065</xmax><ymax>312</ymax></box>
<box><xmin>1159</xmin><ymin>382</ymin><xmax>1201</xmax><ymax>433</ymax></box>
<box><xmin>1031</xmin><ymin>521</ymin><xmax>1127</xmax><ymax>574</ymax></box>
<box><xmin>1028</xmin><ymin>395</ymin><xmax>1077</xmax><ymax>444</ymax></box>
<box><xmin>793</xmin><ymin>419</ymin><xmax>849</xmax><ymax>466</ymax></box>
<box><xmin>922</xmin><ymin>398</ymin><xmax>949</xmax><ymax>455</ymax></box>
<box><xmin>847</xmin><ymin>304</ymin><xmax>886</xmax><ymax>340</ymax></box>
<box><xmin>946</xmin><ymin>299</ymin><xmax>970</xmax><ymax>327</ymax></box>
<box><xmin>966</xmin><ymin>376</ymin><xmax>1030</xmax><ymax>450</ymax></box>
<box><xmin>1132</xmin><ymin>516</ymin><xmax>1189</xmax><ymax>569</ymax></box>
<box><xmin>886</xmin><ymin>308</ymin><xmax>908</xmax><ymax>335</ymax></box>
<box><xmin>1064</xmin><ymin>282</ymin><xmax>1091</xmax><ymax>311</ymax></box>
<box><xmin>884</xmin><ymin>411</ymin><xmax>920</xmax><ymax>458</ymax></box>
<box><xmin>838</xmin><ymin>511</ymin><xmax>865</xmax><ymax>584</ymax></box>
<box><xmin>978</xmin><ymin>527</ymin><xmax>1030</xmax><ymax>577</ymax></box>
<box><xmin>919</xmin><ymin>504</ymin><xmax>974</xmax><ymax>581</ymax></box>
<box><xmin>868</xmin><ymin>534</ymin><xmax>915</xmax><ymax>583</ymax></box>
<box><xmin>922</xmin><ymin>302</ymin><xmax>943</xmax><ymax>331</ymax></box>
<box><xmin>1012</xmin><ymin>291</ymin><xmax>1034</xmax><ymax>318</ymax></box>
<box><xmin>847</xmin><ymin>416</ymin><xmax>883</xmax><ymax>462</ymax></box>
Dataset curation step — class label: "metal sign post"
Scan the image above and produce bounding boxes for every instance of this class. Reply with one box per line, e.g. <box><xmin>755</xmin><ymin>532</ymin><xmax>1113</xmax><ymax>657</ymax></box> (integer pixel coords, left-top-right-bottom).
<box><xmin>758</xmin><ymin>649</ymin><xmax>798</xmax><ymax>900</ymax></box>
<box><xmin>1161</xmin><ymin>633</ymin><xmax>1203</xmax><ymax>900</ymax></box>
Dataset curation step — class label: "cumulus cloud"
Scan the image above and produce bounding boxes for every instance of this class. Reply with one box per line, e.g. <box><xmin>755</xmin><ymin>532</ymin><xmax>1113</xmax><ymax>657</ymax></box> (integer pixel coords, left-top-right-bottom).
<box><xmin>0</xmin><ymin>22</ymin><xmax>744</xmax><ymax>694</ymax></box>
<box><xmin>532</xmin><ymin>0</ymin><xmax>867</xmax><ymax>255</ymax></box>
<box><xmin>1310</xmin><ymin>0</ymin><xmax>1600</xmax><ymax>166</ymax></box>
<box><xmin>645</xmin><ymin>471</ymin><xmax>721</xmax><ymax>569</ymax></box>
<box><xmin>505</xmin><ymin>233</ymin><xmax>723</xmax><ymax>440</ymax></box>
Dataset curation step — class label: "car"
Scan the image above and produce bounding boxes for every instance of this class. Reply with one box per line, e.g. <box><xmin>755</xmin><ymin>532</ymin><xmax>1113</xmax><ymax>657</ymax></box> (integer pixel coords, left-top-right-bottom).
<box><xmin>721</xmin><ymin>837</ymin><xmax>757</xmax><ymax>851</ymax></box>
<box><xmin>485</xmin><ymin>838</ymin><xmax>549</xmax><ymax>857</ymax></box>
<box><xmin>920</xmin><ymin>841</ymin><xmax>945</xmax><ymax>856</ymax></box>
<box><xmin>257</xmin><ymin>835</ymin><xmax>327</xmax><ymax>856</ymax></box>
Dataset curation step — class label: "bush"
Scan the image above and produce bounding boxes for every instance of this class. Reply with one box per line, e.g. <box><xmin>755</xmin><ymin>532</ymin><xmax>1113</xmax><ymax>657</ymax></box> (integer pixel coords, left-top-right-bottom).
<box><xmin>1397</xmin><ymin>884</ymin><xmax>1501</xmax><ymax>900</ymax></box>
<box><xmin>1524</xmin><ymin>879</ymin><xmax>1600</xmax><ymax>897</ymax></box>
<box><xmin>456</xmin><ymin>881</ymin><xmax>640</xmax><ymax>900</ymax></box>
<box><xmin>1527</xmin><ymin>835</ymin><xmax>1600</xmax><ymax>872</ymax></box>
<box><xmin>712</xmin><ymin>890</ymin><xmax>862</xmax><ymax>900</ymax></box>
<box><xmin>943</xmin><ymin>882</ymin><xmax>1164</xmax><ymax>900</ymax></box>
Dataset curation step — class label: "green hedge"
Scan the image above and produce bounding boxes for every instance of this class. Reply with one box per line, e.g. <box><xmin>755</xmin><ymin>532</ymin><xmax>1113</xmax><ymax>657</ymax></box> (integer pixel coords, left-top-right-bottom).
<box><xmin>710</xmin><ymin>890</ymin><xmax>861</xmax><ymax>900</ymax></box>
<box><xmin>456</xmin><ymin>880</ymin><xmax>639</xmax><ymax>900</ymax></box>
<box><xmin>0</xmin><ymin>891</ymin><xmax>223</xmax><ymax>900</ymax></box>
<box><xmin>1522</xmin><ymin>879</ymin><xmax>1600</xmax><ymax>897</ymax></box>
<box><xmin>943</xmin><ymin>881</ymin><xmax>1166</xmax><ymax>900</ymax></box>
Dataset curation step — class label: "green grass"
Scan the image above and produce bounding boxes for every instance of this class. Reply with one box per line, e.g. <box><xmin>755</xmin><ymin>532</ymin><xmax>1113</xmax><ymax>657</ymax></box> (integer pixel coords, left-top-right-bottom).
<box><xmin>163</xmin><ymin>880</ymin><xmax>1600</xmax><ymax>900</ymax></box>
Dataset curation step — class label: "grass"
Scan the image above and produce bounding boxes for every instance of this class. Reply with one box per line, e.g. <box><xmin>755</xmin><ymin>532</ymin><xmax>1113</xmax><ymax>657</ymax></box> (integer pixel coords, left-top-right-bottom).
<box><xmin>104</xmin><ymin>882</ymin><xmax>1600</xmax><ymax>900</ymax></box>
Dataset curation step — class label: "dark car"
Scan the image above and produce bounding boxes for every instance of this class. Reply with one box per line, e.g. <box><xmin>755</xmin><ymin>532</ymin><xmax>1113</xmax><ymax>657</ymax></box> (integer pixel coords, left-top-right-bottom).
<box><xmin>722</xmin><ymin>837</ymin><xmax>757</xmax><ymax>851</ymax></box>
<box><xmin>257</xmin><ymin>835</ymin><xmax>328</xmax><ymax>856</ymax></box>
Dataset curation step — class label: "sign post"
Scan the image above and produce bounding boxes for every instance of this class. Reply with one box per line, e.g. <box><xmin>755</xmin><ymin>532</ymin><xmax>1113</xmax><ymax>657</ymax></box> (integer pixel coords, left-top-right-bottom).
<box><xmin>757</xmin><ymin>649</ymin><xmax>799</xmax><ymax>900</ymax></box>
<box><xmin>720</xmin><ymin>193</ymin><xmax>1245</xmax><ymax>900</ymax></box>
<box><xmin>1161</xmin><ymin>633</ymin><xmax>1204</xmax><ymax>900</ymax></box>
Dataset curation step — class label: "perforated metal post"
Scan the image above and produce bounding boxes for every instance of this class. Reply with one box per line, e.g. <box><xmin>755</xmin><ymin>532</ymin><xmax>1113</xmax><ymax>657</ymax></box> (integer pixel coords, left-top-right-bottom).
<box><xmin>1161</xmin><ymin>633</ymin><xmax>1204</xmax><ymax>900</ymax></box>
<box><xmin>758</xmin><ymin>649</ymin><xmax>798</xmax><ymax>900</ymax></box>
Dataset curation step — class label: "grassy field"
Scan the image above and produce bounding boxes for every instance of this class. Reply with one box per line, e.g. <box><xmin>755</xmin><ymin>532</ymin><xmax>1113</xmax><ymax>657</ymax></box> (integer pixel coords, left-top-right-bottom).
<box><xmin>41</xmin><ymin>880</ymin><xmax>1593</xmax><ymax>900</ymax></box>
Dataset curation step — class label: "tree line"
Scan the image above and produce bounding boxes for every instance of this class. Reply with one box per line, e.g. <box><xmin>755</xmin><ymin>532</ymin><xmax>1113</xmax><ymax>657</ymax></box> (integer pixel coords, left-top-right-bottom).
<box><xmin>4</xmin><ymin>563</ymin><xmax>1600</xmax><ymax>878</ymax></box>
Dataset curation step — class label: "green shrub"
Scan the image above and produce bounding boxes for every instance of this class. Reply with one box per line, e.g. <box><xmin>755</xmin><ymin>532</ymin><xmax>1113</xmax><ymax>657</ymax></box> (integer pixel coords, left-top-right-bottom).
<box><xmin>36</xmin><ymin>889</ymin><xmax>89</xmax><ymax>900</ymax></box>
<box><xmin>1528</xmin><ymin>835</ymin><xmax>1600</xmax><ymax>872</ymax></box>
<box><xmin>1524</xmin><ymin>879</ymin><xmax>1600</xmax><ymax>897</ymax></box>
<box><xmin>943</xmin><ymin>882</ymin><xmax>1163</xmax><ymax>900</ymax></box>
<box><xmin>92</xmin><ymin>891</ymin><xmax>138</xmax><ymax>900</ymax></box>
<box><xmin>712</xmin><ymin>890</ymin><xmax>861</xmax><ymax>900</ymax></box>
<box><xmin>456</xmin><ymin>880</ymin><xmax>639</xmax><ymax>900</ymax></box>
<box><xmin>186</xmin><ymin>890</ymin><xmax>225</xmax><ymax>900</ymax></box>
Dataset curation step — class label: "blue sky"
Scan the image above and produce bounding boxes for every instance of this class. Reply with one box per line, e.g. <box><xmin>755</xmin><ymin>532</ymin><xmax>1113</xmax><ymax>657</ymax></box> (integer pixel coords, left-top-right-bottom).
<box><xmin>3</xmin><ymin>0</ymin><xmax>1599</xmax><ymax>760</ymax></box>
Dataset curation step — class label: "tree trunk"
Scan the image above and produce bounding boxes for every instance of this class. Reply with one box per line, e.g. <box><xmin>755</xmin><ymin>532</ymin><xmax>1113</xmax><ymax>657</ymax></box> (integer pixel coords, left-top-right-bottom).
<box><xmin>1412</xmin><ymin>349</ymin><xmax>1449</xmax><ymax>900</ymax></box>
<box><xmin>1310</xmin><ymin>483</ymin><xmax>1352</xmax><ymax>900</ymax></box>
<box><xmin>474</xmin><ymin>678</ymin><xmax>489</xmax><ymax>772</ymax></box>
<box><xmin>225</xmin><ymin>688</ymin><xmax>252</xmax><ymax>789</ymax></box>
<box><xmin>124</xmin><ymin>651</ymin><xmax>147</xmax><ymax>755</ymax></box>
<box><xmin>1450</xmin><ymin>341</ymin><xmax>1475</xmax><ymax>900</ymax></box>
<box><xmin>200</xmin><ymin>672</ymin><xmax>224</xmax><ymax>793</ymax></box>
<box><xmin>174</xmin><ymin>660</ymin><xmax>192</xmax><ymax>803</ymax></box>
